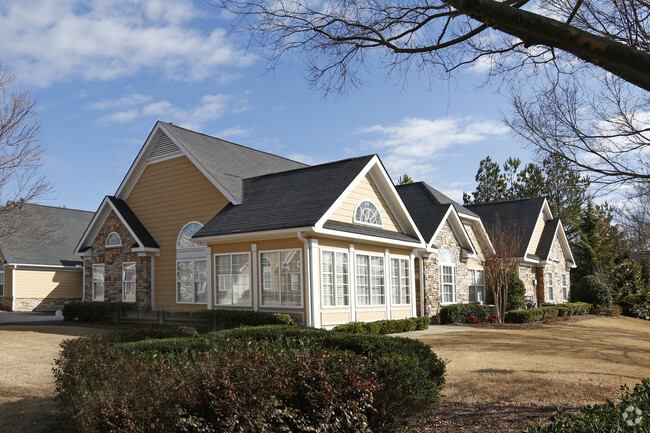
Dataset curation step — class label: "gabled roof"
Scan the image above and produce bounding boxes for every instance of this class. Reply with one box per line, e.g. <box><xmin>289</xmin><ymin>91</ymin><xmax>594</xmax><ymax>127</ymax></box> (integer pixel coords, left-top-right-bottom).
<box><xmin>75</xmin><ymin>196</ymin><xmax>159</xmax><ymax>254</ymax></box>
<box><xmin>117</xmin><ymin>121</ymin><xmax>307</xmax><ymax>204</ymax></box>
<box><xmin>535</xmin><ymin>218</ymin><xmax>561</xmax><ymax>260</ymax></box>
<box><xmin>195</xmin><ymin>156</ymin><xmax>376</xmax><ymax>237</ymax></box>
<box><xmin>465</xmin><ymin>198</ymin><xmax>548</xmax><ymax>257</ymax></box>
<box><xmin>0</xmin><ymin>203</ymin><xmax>93</xmax><ymax>267</ymax></box>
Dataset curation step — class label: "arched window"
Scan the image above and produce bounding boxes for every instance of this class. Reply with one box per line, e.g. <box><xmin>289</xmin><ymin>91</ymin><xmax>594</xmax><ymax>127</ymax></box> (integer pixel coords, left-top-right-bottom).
<box><xmin>176</xmin><ymin>222</ymin><xmax>207</xmax><ymax>304</ymax></box>
<box><xmin>105</xmin><ymin>232</ymin><xmax>121</xmax><ymax>247</ymax></box>
<box><xmin>354</xmin><ymin>200</ymin><xmax>383</xmax><ymax>227</ymax></box>
<box><xmin>439</xmin><ymin>245</ymin><xmax>456</xmax><ymax>304</ymax></box>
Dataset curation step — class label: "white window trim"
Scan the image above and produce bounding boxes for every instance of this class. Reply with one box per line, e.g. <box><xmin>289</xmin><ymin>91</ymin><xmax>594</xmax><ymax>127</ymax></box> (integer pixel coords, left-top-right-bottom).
<box><xmin>213</xmin><ymin>251</ymin><xmax>253</xmax><ymax>307</ymax></box>
<box><xmin>105</xmin><ymin>231</ymin><xmax>122</xmax><ymax>248</ymax></box>
<box><xmin>258</xmin><ymin>248</ymin><xmax>304</xmax><ymax>309</ymax></box>
<box><xmin>547</xmin><ymin>272</ymin><xmax>554</xmax><ymax>301</ymax></box>
<box><xmin>468</xmin><ymin>268</ymin><xmax>485</xmax><ymax>304</ymax></box>
<box><xmin>562</xmin><ymin>273</ymin><xmax>568</xmax><ymax>301</ymax></box>
<box><xmin>439</xmin><ymin>245</ymin><xmax>457</xmax><ymax>305</ymax></box>
<box><xmin>176</xmin><ymin>258</ymin><xmax>208</xmax><ymax>305</ymax></box>
<box><xmin>355</xmin><ymin>252</ymin><xmax>386</xmax><ymax>307</ymax></box>
<box><xmin>353</xmin><ymin>199</ymin><xmax>383</xmax><ymax>228</ymax></box>
<box><xmin>321</xmin><ymin>249</ymin><xmax>350</xmax><ymax>309</ymax></box>
<box><xmin>177</xmin><ymin>221</ymin><xmax>207</xmax><ymax>250</ymax></box>
<box><xmin>92</xmin><ymin>263</ymin><xmax>105</xmax><ymax>301</ymax></box>
<box><xmin>122</xmin><ymin>262</ymin><xmax>136</xmax><ymax>303</ymax></box>
<box><xmin>390</xmin><ymin>256</ymin><xmax>411</xmax><ymax>306</ymax></box>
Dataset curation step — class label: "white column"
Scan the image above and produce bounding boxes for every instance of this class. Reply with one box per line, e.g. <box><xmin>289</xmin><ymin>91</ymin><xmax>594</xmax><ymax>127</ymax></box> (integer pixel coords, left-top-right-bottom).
<box><xmin>410</xmin><ymin>251</ymin><xmax>416</xmax><ymax>317</ymax></box>
<box><xmin>310</xmin><ymin>239</ymin><xmax>320</xmax><ymax>328</ymax></box>
<box><xmin>252</xmin><ymin>244</ymin><xmax>258</xmax><ymax>311</ymax></box>
<box><xmin>419</xmin><ymin>255</ymin><xmax>425</xmax><ymax>317</ymax></box>
<box><xmin>206</xmin><ymin>247</ymin><xmax>212</xmax><ymax>310</ymax></box>
<box><xmin>349</xmin><ymin>244</ymin><xmax>355</xmax><ymax>322</ymax></box>
<box><xmin>385</xmin><ymin>248</ymin><xmax>390</xmax><ymax>320</ymax></box>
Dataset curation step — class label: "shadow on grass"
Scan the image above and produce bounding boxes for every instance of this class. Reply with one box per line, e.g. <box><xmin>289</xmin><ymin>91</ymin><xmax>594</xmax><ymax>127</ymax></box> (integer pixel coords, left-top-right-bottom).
<box><xmin>0</xmin><ymin>396</ymin><xmax>58</xmax><ymax>433</ymax></box>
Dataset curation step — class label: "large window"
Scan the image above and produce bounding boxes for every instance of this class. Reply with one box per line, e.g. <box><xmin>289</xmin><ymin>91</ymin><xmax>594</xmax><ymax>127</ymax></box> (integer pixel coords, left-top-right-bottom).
<box><xmin>562</xmin><ymin>274</ymin><xmax>568</xmax><ymax>301</ymax></box>
<box><xmin>92</xmin><ymin>264</ymin><xmax>105</xmax><ymax>301</ymax></box>
<box><xmin>440</xmin><ymin>245</ymin><xmax>456</xmax><ymax>304</ymax></box>
<box><xmin>391</xmin><ymin>257</ymin><xmax>410</xmax><ymax>305</ymax></box>
<box><xmin>122</xmin><ymin>262</ymin><xmax>136</xmax><ymax>302</ymax></box>
<box><xmin>176</xmin><ymin>222</ymin><xmax>208</xmax><ymax>304</ymax></box>
<box><xmin>215</xmin><ymin>253</ymin><xmax>251</xmax><ymax>306</ymax></box>
<box><xmin>356</xmin><ymin>254</ymin><xmax>385</xmax><ymax>306</ymax></box>
<box><xmin>260</xmin><ymin>249</ymin><xmax>302</xmax><ymax>307</ymax></box>
<box><xmin>321</xmin><ymin>250</ymin><xmax>349</xmax><ymax>307</ymax></box>
<box><xmin>354</xmin><ymin>200</ymin><xmax>383</xmax><ymax>227</ymax></box>
<box><xmin>468</xmin><ymin>269</ymin><xmax>485</xmax><ymax>303</ymax></box>
<box><xmin>177</xmin><ymin>260</ymin><xmax>207</xmax><ymax>303</ymax></box>
<box><xmin>0</xmin><ymin>271</ymin><xmax>4</xmax><ymax>297</ymax></box>
<box><xmin>105</xmin><ymin>232</ymin><xmax>121</xmax><ymax>247</ymax></box>
<box><xmin>547</xmin><ymin>272</ymin><xmax>554</xmax><ymax>301</ymax></box>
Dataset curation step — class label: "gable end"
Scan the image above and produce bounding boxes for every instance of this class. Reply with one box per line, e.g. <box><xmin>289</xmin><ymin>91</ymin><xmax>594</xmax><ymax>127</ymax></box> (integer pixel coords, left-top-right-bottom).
<box><xmin>148</xmin><ymin>132</ymin><xmax>181</xmax><ymax>161</ymax></box>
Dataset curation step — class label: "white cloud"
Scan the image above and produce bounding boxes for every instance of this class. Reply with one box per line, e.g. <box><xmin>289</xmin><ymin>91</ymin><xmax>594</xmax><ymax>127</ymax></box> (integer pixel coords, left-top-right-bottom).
<box><xmin>0</xmin><ymin>0</ymin><xmax>255</xmax><ymax>87</ymax></box>
<box><xmin>359</xmin><ymin>116</ymin><xmax>509</xmax><ymax>185</ymax></box>
<box><xmin>217</xmin><ymin>126</ymin><xmax>253</xmax><ymax>139</ymax></box>
<box><xmin>94</xmin><ymin>92</ymin><xmax>248</xmax><ymax>130</ymax></box>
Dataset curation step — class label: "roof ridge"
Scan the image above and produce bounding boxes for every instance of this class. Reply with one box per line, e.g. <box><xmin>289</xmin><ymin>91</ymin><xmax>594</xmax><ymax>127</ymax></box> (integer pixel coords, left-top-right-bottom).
<box><xmin>242</xmin><ymin>154</ymin><xmax>376</xmax><ymax>182</ymax></box>
<box><xmin>465</xmin><ymin>197</ymin><xmax>545</xmax><ymax>206</ymax></box>
<box><xmin>7</xmin><ymin>202</ymin><xmax>94</xmax><ymax>214</ymax></box>
<box><xmin>161</xmin><ymin>121</ymin><xmax>309</xmax><ymax>168</ymax></box>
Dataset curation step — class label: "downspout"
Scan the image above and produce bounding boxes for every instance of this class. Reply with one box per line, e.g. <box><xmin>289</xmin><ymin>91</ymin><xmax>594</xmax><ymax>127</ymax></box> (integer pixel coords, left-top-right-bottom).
<box><xmin>297</xmin><ymin>231</ymin><xmax>313</xmax><ymax>327</ymax></box>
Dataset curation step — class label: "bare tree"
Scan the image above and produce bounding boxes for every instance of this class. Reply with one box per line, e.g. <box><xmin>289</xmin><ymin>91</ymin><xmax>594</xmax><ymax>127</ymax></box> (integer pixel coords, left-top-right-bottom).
<box><xmin>481</xmin><ymin>218</ymin><xmax>525</xmax><ymax>323</ymax></box>
<box><xmin>0</xmin><ymin>63</ymin><xmax>52</xmax><ymax>244</ymax></box>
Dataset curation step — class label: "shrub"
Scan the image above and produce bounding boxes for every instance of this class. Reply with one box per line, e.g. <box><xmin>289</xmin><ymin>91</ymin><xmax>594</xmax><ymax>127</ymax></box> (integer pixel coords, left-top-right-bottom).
<box><xmin>610</xmin><ymin>261</ymin><xmax>646</xmax><ymax>300</ymax></box>
<box><xmin>332</xmin><ymin>317</ymin><xmax>429</xmax><ymax>334</ymax></box>
<box><xmin>192</xmin><ymin>308</ymin><xmax>297</xmax><ymax>330</ymax></box>
<box><xmin>504</xmin><ymin>308</ymin><xmax>545</xmax><ymax>324</ymax></box>
<box><xmin>485</xmin><ymin>271</ymin><xmax>527</xmax><ymax>311</ymax></box>
<box><xmin>573</xmin><ymin>275</ymin><xmax>612</xmax><ymax>307</ymax></box>
<box><xmin>62</xmin><ymin>301</ymin><xmax>135</xmax><ymax>322</ymax></box>
<box><xmin>618</xmin><ymin>292</ymin><xmax>650</xmax><ymax>320</ymax></box>
<box><xmin>213</xmin><ymin>325</ymin><xmax>446</xmax><ymax>431</ymax></box>
<box><xmin>439</xmin><ymin>303</ymin><xmax>490</xmax><ymax>324</ymax></box>
<box><xmin>489</xmin><ymin>314</ymin><xmax>499</xmax><ymax>324</ymax></box>
<box><xmin>504</xmin><ymin>303</ymin><xmax>590</xmax><ymax>323</ymax></box>
<box><xmin>525</xmin><ymin>378</ymin><xmax>650</xmax><ymax>432</ymax></box>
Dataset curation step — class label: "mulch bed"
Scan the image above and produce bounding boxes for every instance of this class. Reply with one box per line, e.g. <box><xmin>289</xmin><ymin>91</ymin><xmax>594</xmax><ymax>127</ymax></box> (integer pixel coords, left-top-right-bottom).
<box><xmin>412</xmin><ymin>401</ymin><xmax>573</xmax><ymax>432</ymax></box>
<box><xmin>444</xmin><ymin>314</ymin><xmax>598</xmax><ymax>330</ymax></box>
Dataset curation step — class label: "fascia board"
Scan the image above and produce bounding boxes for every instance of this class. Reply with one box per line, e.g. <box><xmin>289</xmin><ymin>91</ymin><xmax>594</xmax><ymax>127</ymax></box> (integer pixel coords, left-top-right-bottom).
<box><xmin>556</xmin><ymin>221</ymin><xmax>576</xmax><ymax>265</ymax></box>
<box><xmin>314</xmin><ymin>227</ymin><xmax>424</xmax><ymax>249</ymax></box>
<box><xmin>524</xmin><ymin>204</ymin><xmax>546</xmax><ymax>257</ymax></box>
<box><xmin>195</xmin><ymin>227</ymin><xmax>315</xmax><ymax>244</ymax></box>
<box><xmin>463</xmin><ymin>216</ymin><xmax>496</xmax><ymax>254</ymax></box>
<box><xmin>74</xmin><ymin>197</ymin><xmax>111</xmax><ymax>254</ymax></box>
<box><xmin>427</xmin><ymin>206</ymin><xmax>454</xmax><ymax>249</ymax></box>
<box><xmin>436</xmin><ymin>207</ymin><xmax>476</xmax><ymax>254</ymax></box>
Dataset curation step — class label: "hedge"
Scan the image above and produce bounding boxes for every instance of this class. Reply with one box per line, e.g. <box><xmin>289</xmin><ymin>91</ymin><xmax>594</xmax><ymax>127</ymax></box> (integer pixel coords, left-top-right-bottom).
<box><xmin>212</xmin><ymin>325</ymin><xmax>446</xmax><ymax>431</ymax></box>
<box><xmin>439</xmin><ymin>303</ymin><xmax>490</xmax><ymax>324</ymax></box>
<box><xmin>504</xmin><ymin>302</ymin><xmax>591</xmax><ymax>323</ymax></box>
<box><xmin>62</xmin><ymin>301</ymin><xmax>135</xmax><ymax>322</ymax></box>
<box><xmin>525</xmin><ymin>378</ymin><xmax>650</xmax><ymax>432</ymax></box>
<box><xmin>332</xmin><ymin>316</ymin><xmax>429</xmax><ymax>334</ymax></box>
<box><xmin>192</xmin><ymin>308</ymin><xmax>297</xmax><ymax>330</ymax></box>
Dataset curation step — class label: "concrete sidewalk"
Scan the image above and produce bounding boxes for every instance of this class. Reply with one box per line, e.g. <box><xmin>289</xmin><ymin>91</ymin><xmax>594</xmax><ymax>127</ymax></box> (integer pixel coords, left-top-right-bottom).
<box><xmin>0</xmin><ymin>311</ymin><xmax>64</xmax><ymax>327</ymax></box>
<box><xmin>390</xmin><ymin>324</ymin><xmax>473</xmax><ymax>337</ymax></box>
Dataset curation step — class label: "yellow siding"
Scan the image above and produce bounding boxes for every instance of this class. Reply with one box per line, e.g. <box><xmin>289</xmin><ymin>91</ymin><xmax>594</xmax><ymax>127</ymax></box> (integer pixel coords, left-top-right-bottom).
<box><xmin>321</xmin><ymin>311</ymin><xmax>350</xmax><ymax>326</ymax></box>
<box><xmin>391</xmin><ymin>309</ymin><xmax>411</xmax><ymax>319</ymax></box>
<box><xmin>464</xmin><ymin>222</ymin><xmax>485</xmax><ymax>268</ymax></box>
<box><xmin>329</xmin><ymin>174</ymin><xmax>402</xmax><ymax>232</ymax></box>
<box><xmin>357</xmin><ymin>310</ymin><xmax>386</xmax><ymax>322</ymax></box>
<box><xmin>127</xmin><ymin>156</ymin><xmax>230</xmax><ymax>312</ymax></box>
<box><xmin>527</xmin><ymin>217</ymin><xmax>546</xmax><ymax>256</ymax></box>
<box><xmin>13</xmin><ymin>269</ymin><xmax>82</xmax><ymax>298</ymax></box>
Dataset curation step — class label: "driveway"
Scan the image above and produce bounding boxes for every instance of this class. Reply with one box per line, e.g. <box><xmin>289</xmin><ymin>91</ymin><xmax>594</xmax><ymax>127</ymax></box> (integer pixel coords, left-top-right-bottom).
<box><xmin>0</xmin><ymin>311</ymin><xmax>63</xmax><ymax>327</ymax></box>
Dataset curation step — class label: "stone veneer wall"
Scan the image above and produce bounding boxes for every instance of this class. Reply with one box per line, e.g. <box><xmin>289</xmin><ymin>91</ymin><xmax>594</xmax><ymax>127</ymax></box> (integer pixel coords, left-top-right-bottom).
<box><xmin>84</xmin><ymin>211</ymin><xmax>152</xmax><ymax>308</ymax></box>
<box><xmin>541</xmin><ymin>236</ymin><xmax>571</xmax><ymax>303</ymax></box>
<box><xmin>518</xmin><ymin>265</ymin><xmax>538</xmax><ymax>303</ymax></box>
<box><xmin>422</xmin><ymin>221</ymin><xmax>473</xmax><ymax>316</ymax></box>
<box><xmin>13</xmin><ymin>297</ymin><xmax>81</xmax><ymax>312</ymax></box>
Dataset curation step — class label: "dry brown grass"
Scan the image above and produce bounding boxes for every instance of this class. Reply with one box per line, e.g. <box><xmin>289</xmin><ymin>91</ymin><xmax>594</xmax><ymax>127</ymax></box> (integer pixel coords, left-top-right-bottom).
<box><xmin>414</xmin><ymin>316</ymin><xmax>650</xmax><ymax>408</ymax></box>
<box><xmin>0</xmin><ymin>326</ymin><xmax>105</xmax><ymax>433</ymax></box>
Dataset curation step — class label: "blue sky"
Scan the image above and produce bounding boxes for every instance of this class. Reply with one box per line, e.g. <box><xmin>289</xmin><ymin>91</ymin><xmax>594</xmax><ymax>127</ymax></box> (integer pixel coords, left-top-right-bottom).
<box><xmin>0</xmin><ymin>0</ymin><xmax>533</xmax><ymax>212</ymax></box>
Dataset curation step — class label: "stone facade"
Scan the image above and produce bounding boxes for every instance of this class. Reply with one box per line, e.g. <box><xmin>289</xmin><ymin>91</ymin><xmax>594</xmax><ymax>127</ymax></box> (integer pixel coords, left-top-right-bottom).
<box><xmin>13</xmin><ymin>297</ymin><xmax>81</xmax><ymax>312</ymax></box>
<box><xmin>518</xmin><ymin>264</ymin><xmax>538</xmax><ymax>303</ymax></box>
<box><xmin>84</xmin><ymin>211</ymin><xmax>152</xmax><ymax>308</ymax></box>
<box><xmin>540</xmin><ymin>235</ymin><xmax>571</xmax><ymax>304</ymax></box>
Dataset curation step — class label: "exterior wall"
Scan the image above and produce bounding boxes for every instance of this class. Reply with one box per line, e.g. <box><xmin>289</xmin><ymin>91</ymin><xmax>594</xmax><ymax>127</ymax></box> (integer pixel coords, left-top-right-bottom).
<box><xmin>0</xmin><ymin>264</ymin><xmax>12</xmax><ymax>310</ymax></box>
<box><xmin>84</xmin><ymin>211</ymin><xmax>152</xmax><ymax>308</ymax></box>
<box><xmin>316</xmin><ymin>237</ymin><xmax>414</xmax><ymax>327</ymax></box>
<box><xmin>125</xmin><ymin>155</ymin><xmax>229</xmax><ymax>312</ymax></box>
<box><xmin>518</xmin><ymin>264</ymin><xmax>538</xmax><ymax>302</ymax></box>
<box><xmin>541</xmin><ymin>235</ymin><xmax>571</xmax><ymax>304</ymax></box>
<box><xmin>208</xmin><ymin>237</ymin><xmax>307</xmax><ymax>324</ymax></box>
<box><xmin>329</xmin><ymin>174</ymin><xmax>402</xmax><ymax>232</ymax></box>
<box><xmin>2</xmin><ymin>267</ymin><xmax>83</xmax><ymax>312</ymax></box>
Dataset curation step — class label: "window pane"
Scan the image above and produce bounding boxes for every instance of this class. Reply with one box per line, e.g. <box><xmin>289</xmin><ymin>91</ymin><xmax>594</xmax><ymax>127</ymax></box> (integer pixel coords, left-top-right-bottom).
<box><xmin>370</xmin><ymin>256</ymin><xmax>384</xmax><ymax>305</ymax></box>
<box><xmin>194</xmin><ymin>260</ymin><xmax>207</xmax><ymax>303</ymax></box>
<box><xmin>401</xmin><ymin>259</ymin><xmax>410</xmax><ymax>304</ymax></box>
<box><xmin>177</xmin><ymin>261</ymin><xmax>193</xmax><ymax>302</ymax></box>
<box><xmin>122</xmin><ymin>262</ymin><xmax>136</xmax><ymax>302</ymax></box>
<box><xmin>281</xmin><ymin>250</ymin><xmax>302</xmax><ymax>306</ymax></box>
<box><xmin>335</xmin><ymin>252</ymin><xmax>349</xmax><ymax>306</ymax></box>
<box><xmin>322</xmin><ymin>251</ymin><xmax>334</xmax><ymax>307</ymax></box>
<box><xmin>356</xmin><ymin>255</ymin><xmax>369</xmax><ymax>306</ymax></box>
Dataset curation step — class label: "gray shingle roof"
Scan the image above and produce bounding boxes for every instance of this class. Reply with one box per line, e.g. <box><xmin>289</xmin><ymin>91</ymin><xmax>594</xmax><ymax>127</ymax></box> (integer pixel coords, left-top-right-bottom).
<box><xmin>395</xmin><ymin>182</ymin><xmax>477</xmax><ymax>241</ymax></box>
<box><xmin>195</xmin><ymin>156</ymin><xmax>375</xmax><ymax>238</ymax></box>
<box><xmin>107</xmin><ymin>197</ymin><xmax>159</xmax><ymax>249</ymax></box>
<box><xmin>0</xmin><ymin>203</ymin><xmax>94</xmax><ymax>266</ymax></box>
<box><xmin>465</xmin><ymin>198</ymin><xmax>546</xmax><ymax>257</ymax></box>
<box><xmin>535</xmin><ymin>218</ymin><xmax>560</xmax><ymax>260</ymax></box>
<box><xmin>162</xmin><ymin>122</ymin><xmax>308</xmax><ymax>203</ymax></box>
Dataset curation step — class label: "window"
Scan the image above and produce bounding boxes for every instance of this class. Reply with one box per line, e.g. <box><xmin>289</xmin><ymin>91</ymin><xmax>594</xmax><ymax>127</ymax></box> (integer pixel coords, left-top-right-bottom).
<box><xmin>391</xmin><ymin>257</ymin><xmax>410</xmax><ymax>305</ymax></box>
<box><xmin>177</xmin><ymin>222</ymin><xmax>207</xmax><ymax>249</ymax></box>
<box><xmin>562</xmin><ymin>274</ymin><xmax>568</xmax><ymax>301</ymax></box>
<box><xmin>260</xmin><ymin>249</ymin><xmax>302</xmax><ymax>307</ymax></box>
<box><xmin>547</xmin><ymin>272</ymin><xmax>554</xmax><ymax>301</ymax></box>
<box><xmin>122</xmin><ymin>262</ymin><xmax>136</xmax><ymax>302</ymax></box>
<box><xmin>92</xmin><ymin>264</ymin><xmax>105</xmax><ymax>301</ymax></box>
<box><xmin>468</xmin><ymin>269</ymin><xmax>485</xmax><ymax>303</ymax></box>
<box><xmin>321</xmin><ymin>250</ymin><xmax>349</xmax><ymax>307</ymax></box>
<box><xmin>554</xmin><ymin>248</ymin><xmax>560</xmax><ymax>260</ymax></box>
<box><xmin>356</xmin><ymin>254</ymin><xmax>384</xmax><ymax>306</ymax></box>
<box><xmin>354</xmin><ymin>200</ymin><xmax>383</xmax><ymax>227</ymax></box>
<box><xmin>105</xmin><ymin>232</ymin><xmax>121</xmax><ymax>247</ymax></box>
<box><xmin>0</xmin><ymin>271</ymin><xmax>4</xmax><ymax>297</ymax></box>
<box><xmin>177</xmin><ymin>259</ymin><xmax>207</xmax><ymax>303</ymax></box>
<box><xmin>215</xmin><ymin>253</ymin><xmax>251</xmax><ymax>306</ymax></box>
<box><xmin>440</xmin><ymin>245</ymin><xmax>456</xmax><ymax>303</ymax></box>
